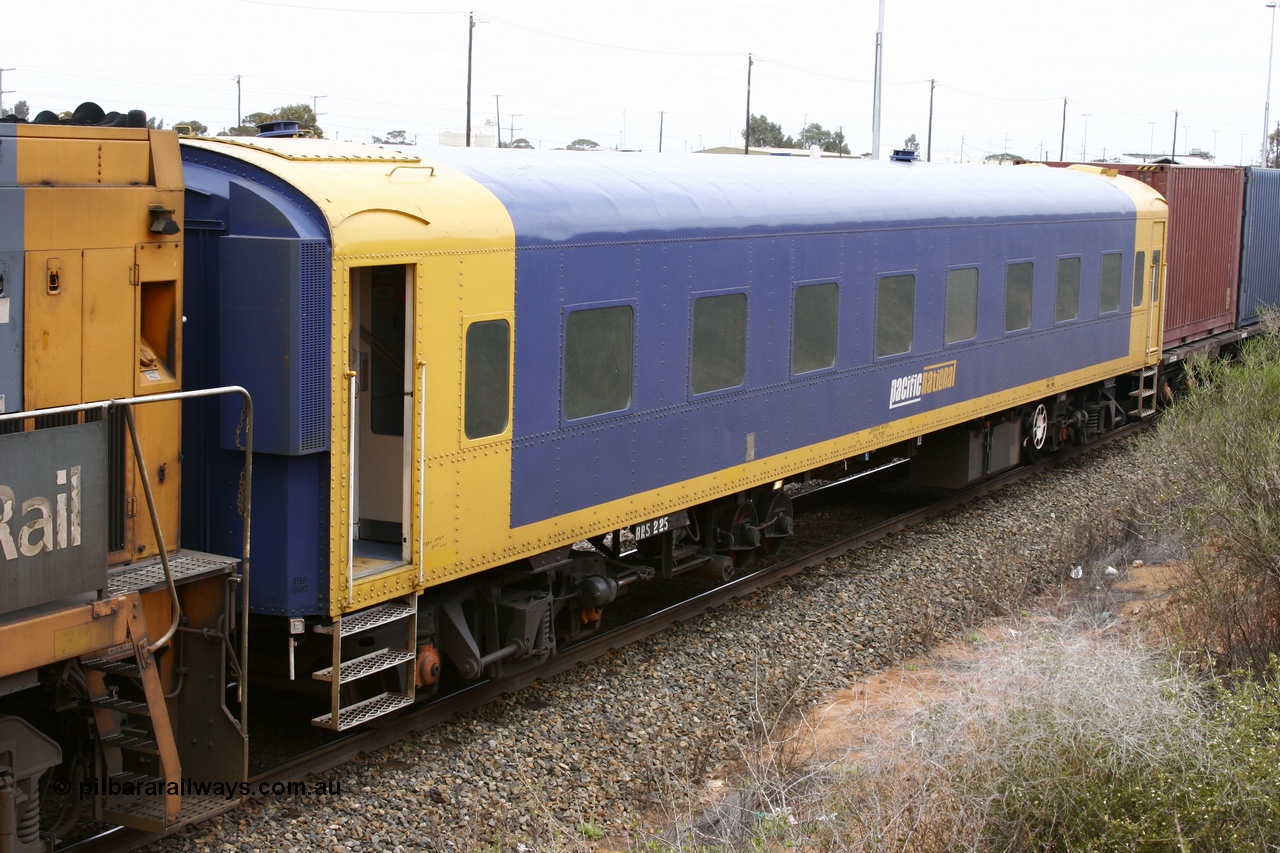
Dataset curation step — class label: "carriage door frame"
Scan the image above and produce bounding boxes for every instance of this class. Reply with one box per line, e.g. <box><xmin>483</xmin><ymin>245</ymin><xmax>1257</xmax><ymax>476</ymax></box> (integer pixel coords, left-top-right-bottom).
<box><xmin>349</xmin><ymin>263</ymin><xmax>414</xmax><ymax>570</ymax></box>
<box><xmin>1146</xmin><ymin>221</ymin><xmax>1166</xmax><ymax>358</ymax></box>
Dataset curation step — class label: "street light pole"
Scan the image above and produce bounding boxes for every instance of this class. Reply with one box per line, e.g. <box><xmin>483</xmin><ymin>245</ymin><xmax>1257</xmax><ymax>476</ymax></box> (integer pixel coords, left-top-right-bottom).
<box><xmin>1082</xmin><ymin>113</ymin><xmax>1090</xmax><ymax>161</ymax></box>
<box><xmin>1265</xmin><ymin>3</ymin><xmax>1279</xmax><ymax>165</ymax></box>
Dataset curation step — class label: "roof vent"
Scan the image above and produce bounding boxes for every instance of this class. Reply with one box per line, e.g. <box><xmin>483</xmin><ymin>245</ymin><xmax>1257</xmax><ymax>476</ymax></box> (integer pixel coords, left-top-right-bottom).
<box><xmin>257</xmin><ymin>120</ymin><xmax>305</xmax><ymax>138</ymax></box>
<box><xmin>889</xmin><ymin>149</ymin><xmax>918</xmax><ymax>163</ymax></box>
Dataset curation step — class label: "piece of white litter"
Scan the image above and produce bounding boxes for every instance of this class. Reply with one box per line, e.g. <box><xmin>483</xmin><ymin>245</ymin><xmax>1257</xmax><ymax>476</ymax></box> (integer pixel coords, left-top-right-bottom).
<box><xmin>1070</xmin><ymin>566</ymin><xmax>1083</xmax><ymax>579</ymax></box>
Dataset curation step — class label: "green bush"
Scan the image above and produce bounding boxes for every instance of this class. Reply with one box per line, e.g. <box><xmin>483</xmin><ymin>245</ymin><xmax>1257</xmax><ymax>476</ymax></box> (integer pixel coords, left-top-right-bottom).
<box><xmin>1149</xmin><ymin>327</ymin><xmax>1280</xmax><ymax>678</ymax></box>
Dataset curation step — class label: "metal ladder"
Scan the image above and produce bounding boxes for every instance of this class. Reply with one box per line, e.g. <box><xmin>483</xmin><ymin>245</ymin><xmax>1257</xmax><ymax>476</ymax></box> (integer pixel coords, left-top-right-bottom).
<box><xmin>311</xmin><ymin>594</ymin><xmax>418</xmax><ymax>731</ymax></box>
<box><xmin>81</xmin><ymin>603</ymin><xmax>181</xmax><ymax>832</ymax></box>
<box><xmin>1128</xmin><ymin>365</ymin><xmax>1159</xmax><ymax>418</ymax></box>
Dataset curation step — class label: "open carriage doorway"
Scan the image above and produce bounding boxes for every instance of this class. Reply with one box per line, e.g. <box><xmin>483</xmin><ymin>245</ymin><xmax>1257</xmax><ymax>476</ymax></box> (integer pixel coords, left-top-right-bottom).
<box><xmin>350</xmin><ymin>264</ymin><xmax>412</xmax><ymax>572</ymax></box>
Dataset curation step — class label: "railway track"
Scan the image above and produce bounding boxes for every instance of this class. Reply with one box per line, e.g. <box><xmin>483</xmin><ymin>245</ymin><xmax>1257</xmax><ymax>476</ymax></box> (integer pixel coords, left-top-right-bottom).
<box><xmin>59</xmin><ymin>423</ymin><xmax>1147</xmax><ymax>853</ymax></box>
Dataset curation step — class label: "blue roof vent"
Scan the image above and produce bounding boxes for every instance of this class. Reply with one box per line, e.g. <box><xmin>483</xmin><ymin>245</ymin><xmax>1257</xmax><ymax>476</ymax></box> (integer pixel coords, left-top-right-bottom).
<box><xmin>257</xmin><ymin>120</ymin><xmax>308</xmax><ymax>138</ymax></box>
<box><xmin>889</xmin><ymin>149</ymin><xmax>918</xmax><ymax>163</ymax></box>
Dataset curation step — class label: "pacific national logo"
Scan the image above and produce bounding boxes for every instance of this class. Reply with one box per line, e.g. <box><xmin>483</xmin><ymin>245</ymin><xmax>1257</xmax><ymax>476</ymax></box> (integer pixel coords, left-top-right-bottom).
<box><xmin>889</xmin><ymin>360</ymin><xmax>957</xmax><ymax>409</ymax></box>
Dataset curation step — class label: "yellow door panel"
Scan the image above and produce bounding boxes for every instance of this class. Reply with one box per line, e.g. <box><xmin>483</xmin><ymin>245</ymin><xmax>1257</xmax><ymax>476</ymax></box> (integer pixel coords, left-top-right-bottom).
<box><xmin>25</xmin><ymin>251</ymin><xmax>82</xmax><ymax>408</ymax></box>
<box><xmin>83</xmin><ymin>248</ymin><xmax>135</xmax><ymax>401</ymax></box>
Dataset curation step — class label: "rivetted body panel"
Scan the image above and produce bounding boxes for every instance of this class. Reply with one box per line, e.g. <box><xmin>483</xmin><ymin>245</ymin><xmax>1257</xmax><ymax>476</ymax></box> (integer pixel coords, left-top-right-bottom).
<box><xmin>433</xmin><ymin>152</ymin><xmax>1151</xmax><ymax>528</ymax></box>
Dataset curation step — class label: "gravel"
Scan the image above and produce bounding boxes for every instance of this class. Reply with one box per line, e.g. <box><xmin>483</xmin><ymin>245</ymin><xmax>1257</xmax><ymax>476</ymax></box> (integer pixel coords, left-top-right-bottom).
<box><xmin>152</xmin><ymin>437</ymin><xmax>1155</xmax><ymax>853</ymax></box>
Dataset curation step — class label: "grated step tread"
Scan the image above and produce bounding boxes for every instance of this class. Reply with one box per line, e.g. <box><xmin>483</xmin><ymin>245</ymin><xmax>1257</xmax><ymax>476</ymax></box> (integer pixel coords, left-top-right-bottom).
<box><xmin>313</xmin><ymin>601</ymin><xmax>415</xmax><ymax>637</ymax></box>
<box><xmin>312</xmin><ymin>648</ymin><xmax>414</xmax><ymax>684</ymax></box>
<box><xmin>100</xmin><ymin>732</ymin><xmax>159</xmax><ymax>754</ymax></box>
<box><xmin>312</xmin><ymin>691</ymin><xmax>413</xmax><ymax>731</ymax></box>
<box><xmin>92</xmin><ymin>696</ymin><xmax>151</xmax><ymax>716</ymax></box>
<box><xmin>82</xmin><ymin>659</ymin><xmax>142</xmax><ymax>678</ymax></box>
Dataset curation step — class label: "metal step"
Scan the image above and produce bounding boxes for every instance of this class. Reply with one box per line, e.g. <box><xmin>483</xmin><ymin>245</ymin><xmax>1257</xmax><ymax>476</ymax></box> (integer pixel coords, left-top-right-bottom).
<box><xmin>102</xmin><ymin>792</ymin><xmax>236</xmax><ymax>833</ymax></box>
<box><xmin>100</xmin><ymin>732</ymin><xmax>159</xmax><ymax>755</ymax></box>
<box><xmin>312</xmin><ymin>648</ymin><xmax>414</xmax><ymax>684</ymax></box>
<box><xmin>1129</xmin><ymin>387</ymin><xmax>1156</xmax><ymax>398</ymax></box>
<box><xmin>82</xmin><ymin>658</ymin><xmax>142</xmax><ymax>679</ymax></box>
<box><xmin>312</xmin><ymin>691</ymin><xmax>413</xmax><ymax>731</ymax></box>
<box><xmin>313</xmin><ymin>600</ymin><xmax>415</xmax><ymax>637</ymax></box>
<box><xmin>91</xmin><ymin>696</ymin><xmax>151</xmax><ymax>716</ymax></box>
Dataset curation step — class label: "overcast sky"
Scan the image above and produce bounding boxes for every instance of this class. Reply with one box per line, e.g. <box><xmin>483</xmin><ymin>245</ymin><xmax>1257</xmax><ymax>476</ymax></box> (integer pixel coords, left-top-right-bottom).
<box><xmin>4</xmin><ymin>0</ymin><xmax>1273</xmax><ymax>164</ymax></box>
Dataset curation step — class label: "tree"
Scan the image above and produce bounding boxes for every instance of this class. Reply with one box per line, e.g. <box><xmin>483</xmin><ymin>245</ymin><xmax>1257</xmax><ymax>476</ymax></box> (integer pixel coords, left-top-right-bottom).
<box><xmin>173</xmin><ymin>119</ymin><xmax>209</xmax><ymax>136</ymax></box>
<box><xmin>1</xmin><ymin>99</ymin><xmax>29</xmax><ymax>120</ymax></box>
<box><xmin>384</xmin><ymin>130</ymin><xmax>408</xmax><ymax>144</ymax></box>
<box><xmin>1268</xmin><ymin>126</ymin><xmax>1280</xmax><ymax>168</ymax></box>
<box><xmin>798</xmin><ymin>122</ymin><xmax>851</xmax><ymax>155</ymax></box>
<box><xmin>743</xmin><ymin>114</ymin><xmax>792</xmax><ymax>149</ymax></box>
<box><xmin>222</xmin><ymin>105</ymin><xmax>324</xmax><ymax>138</ymax></box>
<box><xmin>903</xmin><ymin>133</ymin><xmax>920</xmax><ymax>152</ymax></box>
<box><xmin>146</xmin><ymin>117</ymin><xmax>166</xmax><ymax>130</ymax></box>
<box><xmin>275</xmin><ymin>103</ymin><xmax>323</xmax><ymax>138</ymax></box>
<box><xmin>566</xmin><ymin>138</ymin><xmax>600</xmax><ymax>151</ymax></box>
<box><xmin>510</xmin><ymin>138</ymin><xmax>534</xmax><ymax>149</ymax></box>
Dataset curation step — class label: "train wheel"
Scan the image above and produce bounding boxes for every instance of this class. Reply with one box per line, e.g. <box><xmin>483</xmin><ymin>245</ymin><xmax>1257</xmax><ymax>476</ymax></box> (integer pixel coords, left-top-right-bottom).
<box><xmin>1023</xmin><ymin>402</ymin><xmax>1049</xmax><ymax>461</ymax></box>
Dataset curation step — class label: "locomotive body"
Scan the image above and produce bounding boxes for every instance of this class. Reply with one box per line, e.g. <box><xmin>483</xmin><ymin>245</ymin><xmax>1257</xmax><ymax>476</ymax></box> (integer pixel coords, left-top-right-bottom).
<box><xmin>0</xmin><ymin>121</ymin><xmax>247</xmax><ymax>839</ymax></box>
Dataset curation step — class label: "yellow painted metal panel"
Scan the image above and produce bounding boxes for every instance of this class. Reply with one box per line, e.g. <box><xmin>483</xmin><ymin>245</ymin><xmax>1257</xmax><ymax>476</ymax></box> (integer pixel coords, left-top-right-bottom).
<box><xmin>15</xmin><ymin>136</ymin><xmax>153</xmax><ymax>187</ymax></box>
<box><xmin>24</xmin><ymin>250</ymin><xmax>82</xmax><ymax>407</ymax></box>
<box><xmin>82</xmin><ymin>248</ymin><xmax>135</xmax><ymax>400</ymax></box>
<box><xmin>123</xmin><ymin>399</ymin><xmax>182</xmax><ymax>560</ymax></box>
<box><xmin>0</xmin><ymin>598</ymin><xmax>130</xmax><ymax>676</ymax></box>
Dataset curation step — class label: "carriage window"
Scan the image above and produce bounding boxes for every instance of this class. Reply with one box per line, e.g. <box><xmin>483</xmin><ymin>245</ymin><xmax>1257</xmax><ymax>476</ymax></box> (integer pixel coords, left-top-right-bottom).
<box><xmin>692</xmin><ymin>293</ymin><xmax>747</xmax><ymax>393</ymax></box>
<box><xmin>1004</xmin><ymin>262</ymin><xmax>1034</xmax><ymax>332</ymax></box>
<box><xmin>792</xmin><ymin>282</ymin><xmax>838</xmax><ymax>373</ymax></box>
<box><xmin>1055</xmin><ymin>257</ymin><xmax>1081</xmax><ymax>322</ymax></box>
<box><xmin>875</xmin><ymin>275</ymin><xmax>915</xmax><ymax>357</ymax></box>
<box><xmin>464</xmin><ymin>320</ymin><xmax>510</xmax><ymax>439</ymax></box>
<box><xmin>945</xmin><ymin>268</ymin><xmax>979</xmax><ymax>343</ymax></box>
<box><xmin>1133</xmin><ymin>252</ymin><xmax>1146</xmax><ymax>307</ymax></box>
<box><xmin>564</xmin><ymin>305</ymin><xmax>633</xmax><ymax>419</ymax></box>
<box><xmin>1100</xmin><ymin>253</ymin><xmax>1122</xmax><ymax>313</ymax></box>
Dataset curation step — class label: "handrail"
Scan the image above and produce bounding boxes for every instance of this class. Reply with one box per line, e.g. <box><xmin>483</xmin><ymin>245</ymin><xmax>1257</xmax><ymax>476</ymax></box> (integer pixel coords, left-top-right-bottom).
<box><xmin>0</xmin><ymin>386</ymin><xmax>253</xmax><ymax>717</ymax></box>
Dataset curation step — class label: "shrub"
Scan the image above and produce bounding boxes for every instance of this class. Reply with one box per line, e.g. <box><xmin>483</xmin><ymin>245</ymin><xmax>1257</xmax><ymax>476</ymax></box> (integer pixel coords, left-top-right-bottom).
<box><xmin>1148</xmin><ymin>326</ymin><xmax>1280</xmax><ymax>678</ymax></box>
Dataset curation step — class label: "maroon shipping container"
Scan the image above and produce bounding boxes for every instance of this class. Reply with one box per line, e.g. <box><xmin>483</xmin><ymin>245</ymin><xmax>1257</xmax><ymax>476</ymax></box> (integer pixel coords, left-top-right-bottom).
<box><xmin>1043</xmin><ymin>163</ymin><xmax>1245</xmax><ymax>347</ymax></box>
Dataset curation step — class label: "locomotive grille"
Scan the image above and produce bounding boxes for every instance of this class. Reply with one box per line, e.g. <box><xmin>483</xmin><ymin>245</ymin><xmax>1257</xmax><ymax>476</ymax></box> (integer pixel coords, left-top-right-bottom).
<box><xmin>298</xmin><ymin>239</ymin><xmax>329</xmax><ymax>453</ymax></box>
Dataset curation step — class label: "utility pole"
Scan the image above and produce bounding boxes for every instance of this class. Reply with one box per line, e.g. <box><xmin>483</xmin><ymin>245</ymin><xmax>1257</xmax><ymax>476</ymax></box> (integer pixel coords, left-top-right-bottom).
<box><xmin>0</xmin><ymin>68</ymin><xmax>14</xmax><ymax>117</ymax></box>
<box><xmin>871</xmin><ymin>0</ymin><xmax>885</xmax><ymax>159</ymax></box>
<box><xmin>508</xmin><ymin>114</ymin><xmax>521</xmax><ymax>146</ymax></box>
<box><xmin>494</xmin><ymin>94</ymin><xmax>501</xmax><ymax>148</ymax></box>
<box><xmin>926</xmin><ymin>78</ymin><xmax>935</xmax><ymax>162</ymax></box>
<box><xmin>234</xmin><ymin>75</ymin><xmax>242</xmax><ymax>130</ymax></box>
<box><xmin>466</xmin><ymin>12</ymin><xmax>476</xmax><ymax>146</ymax></box>
<box><xmin>1059</xmin><ymin>97</ymin><xmax>1067</xmax><ymax>160</ymax></box>
<box><xmin>659</xmin><ymin>111</ymin><xmax>664</xmax><ymax>153</ymax></box>
<box><xmin>1172</xmin><ymin>109</ymin><xmax>1179</xmax><ymax>162</ymax></box>
<box><xmin>744</xmin><ymin>53</ymin><xmax>753</xmax><ymax>155</ymax></box>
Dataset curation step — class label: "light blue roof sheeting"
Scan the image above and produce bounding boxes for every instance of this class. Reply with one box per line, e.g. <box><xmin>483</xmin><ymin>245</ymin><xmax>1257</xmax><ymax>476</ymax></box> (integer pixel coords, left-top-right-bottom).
<box><xmin>428</xmin><ymin>149</ymin><xmax>1136</xmax><ymax>246</ymax></box>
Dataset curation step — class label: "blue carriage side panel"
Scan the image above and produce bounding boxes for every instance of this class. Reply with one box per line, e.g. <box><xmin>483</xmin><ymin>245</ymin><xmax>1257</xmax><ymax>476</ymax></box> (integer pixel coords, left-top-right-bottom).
<box><xmin>181</xmin><ymin>146</ymin><xmax>333</xmax><ymax>617</ymax></box>
<box><xmin>0</xmin><ymin>125</ymin><xmax>23</xmax><ymax>413</ymax></box>
<box><xmin>1238</xmin><ymin>167</ymin><xmax>1280</xmax><ymax>328</ymax></box>
<box><xmin>441</xmin><ymin>153</ymin><xmax>1138</xmax><ymax>529</ymax></box>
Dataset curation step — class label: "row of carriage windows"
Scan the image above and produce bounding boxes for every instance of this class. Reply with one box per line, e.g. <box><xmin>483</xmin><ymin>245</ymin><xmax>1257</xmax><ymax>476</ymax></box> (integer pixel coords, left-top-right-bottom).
<box><xmin>462</xmin><ymin>250</ymin><xmax>1157</xmax><ymax>436</ymax></box>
